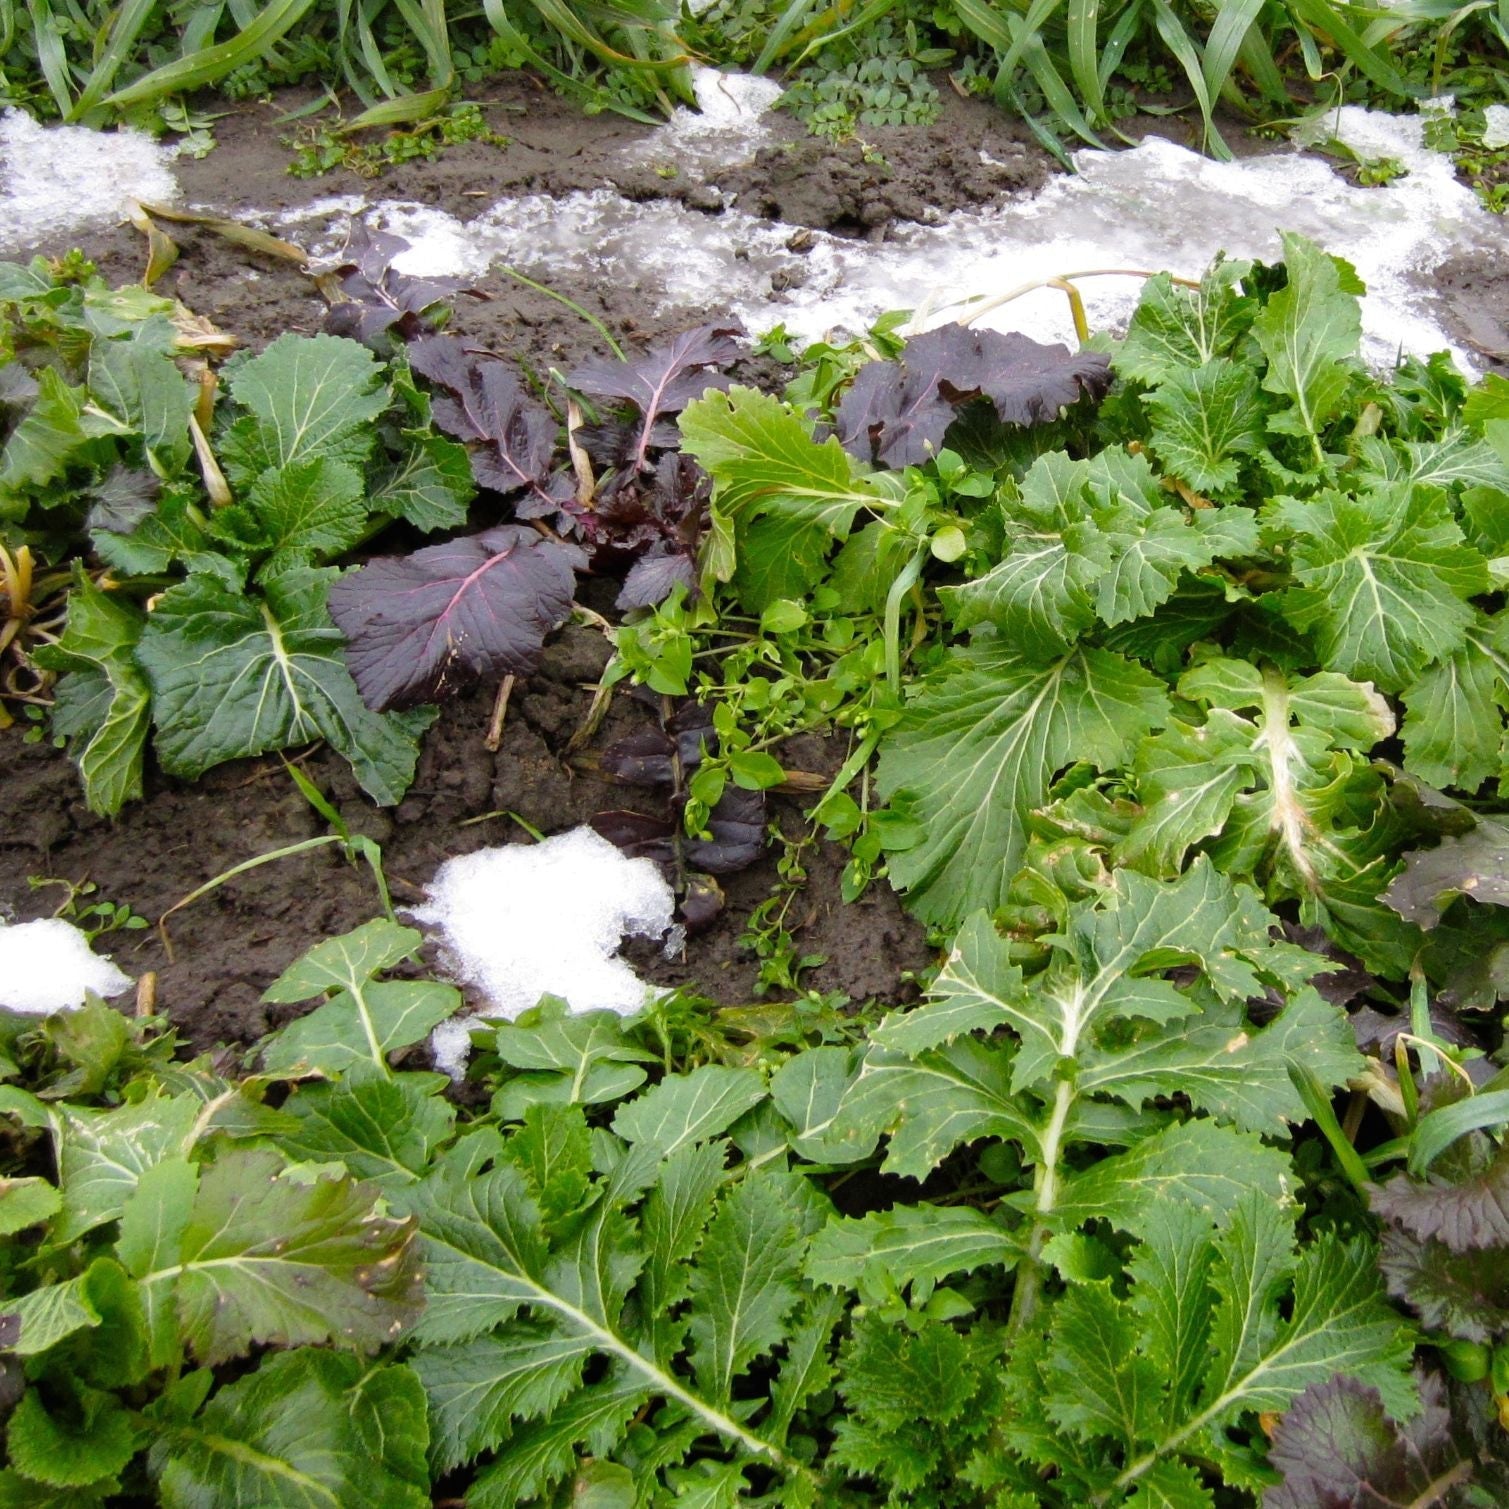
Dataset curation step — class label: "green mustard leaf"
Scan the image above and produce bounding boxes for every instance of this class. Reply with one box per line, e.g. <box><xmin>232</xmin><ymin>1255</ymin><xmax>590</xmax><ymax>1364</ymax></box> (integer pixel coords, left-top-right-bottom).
<box><xmin>1115</xmin><ymin>262</ymin><xmax>1256</xmax><ymax>387</ymax></box>
<box><xmin>87</xmin><ymin>315</ymin><xmax>195</xmax><ymax>474</ymax></box>
<box><xmin>1402</xmin><ymin>610</ymin><xmax>1509</xmax><ymax>791</ymax></box>
<box><xmin>275</xmin><ymin>1073</ymin><xmax>457</xmax><ymax>1188</ymax></box>
<box><xmin>679</xmin><ymin>385</ymin><xmax>886</xmax><ymax>611</ymax></box>
<box><xmin>123</xmin><ymin>1145</ymin><xmax>422</xmax><ymax>1366</ymax></box>
<box><xmin>609</xmin><ymin>1065</ymin><xmax>766</xmax><ymax>1158</ymax></box>
<box><xmin>6</xmin><ymin>1386</ymin><xmax>138</xmax><ymax>1490</ymax></box>
<box><xmin>806</xmin><ymin>1204</ymin><xmax>1020</xmax><ymax>1298</ymax></box>
<box><xmin>876</xmin><ymin>640</ymin><xmax>1168</xmax><ymax>926</ymax></box>
<box><xmin>208</xmin><ymin>455</ymin><xmax>370</xmax><ymax>577</ymax></box>
<box><xmin>134</xmin><ymin>566</ymin><xmax>433</xmax><ymax>804</ymax></box>
<box><xmin>33</xmin><ymin>572</ymin><xmax>150</xmax><ymax>815</ymax></box>
<box><xmin>370</xmin><ymin>431</ymin><xmax>474</xmax><ymax>532</ymax></box>
<box><xmin>1272</xmin><ymin>484</ymin><xmax>1488</xmax><ymax>689</ymax></box>
<box><xmin>219</xmin><ymin>332</ymin><xmax>388</xmax><ymax>481</ymax></box>
<box><xmin>152</xmin><ymin>1350</ymin><xmax>429</xmax><ymax>1509</ymax></box>
<box><xmin>1144</xmin><ymin>357</ymin><xmax>1264</xmax><ymax>496</ymax></box>
<box><xmin>1251</xmin><ymin>232</ymin><xmax>1363</xmax><ymax>463</ymax></box>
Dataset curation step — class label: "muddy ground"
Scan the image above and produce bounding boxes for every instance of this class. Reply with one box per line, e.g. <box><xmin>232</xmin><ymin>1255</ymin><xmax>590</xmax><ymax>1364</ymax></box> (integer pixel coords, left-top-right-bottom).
<box><xmin>3</xmin><ymin>79</ymin><xmax>1507</xmax><ymax>1050</ymax></box>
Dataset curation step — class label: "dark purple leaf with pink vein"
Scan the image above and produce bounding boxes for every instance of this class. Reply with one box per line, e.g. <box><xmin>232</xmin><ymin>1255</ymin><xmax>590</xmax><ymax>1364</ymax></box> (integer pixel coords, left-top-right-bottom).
<box><xmin>569</xmin><ymin>324</ymin><xmax>741</xmax><ymax>472</ymax></box>
<box><xmin>836</xmin><ymin>326</ymin><xmax>1113</xmax><ymax>467</ymax></box>
<box><xmin>321</xmin><ymin>225</ymin><xmax>458</xmax><ymax>345</ymax></box>
<box><xmin>329</xmin><ymin>525</ymin><xmax>584</xmax><ymax>712</ymax></box>
<box><xmin>1371</xmin><ymin>1145</ymin><xmax>1509</xmax><ymax>1252</ymax></box>
<box><xmin>407</xmin><ymin>336</ymin><xmax>559</xmax><ymax>512</ymax></box>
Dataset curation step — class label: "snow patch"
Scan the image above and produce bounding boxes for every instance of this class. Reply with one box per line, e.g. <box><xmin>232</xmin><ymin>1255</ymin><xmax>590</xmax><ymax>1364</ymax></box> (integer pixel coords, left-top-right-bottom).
<box><xmin>1482</xmin><ymin>103</ymin><xmax>1509</xmax><ymax>151</ymax></box>
<box><xmin>0</xmin><ymin>918</ymin><xmax>133</xmax><ymax>1015</ymax></box>
<box><xmin>0</xmin><ymin>112</ymin><xmax>178</xmax><ymax>250</ymax></box>
<box><xmin>409</xmin><ymin>826</ymin><xmax>675</xmax><ymax>1023</ymax></box>
<box><xmin>357</xmin><ymin>106</ymin><xmax>1498</xmax><ymax>368</ymax></box>
<box><xmin>636</xmin><ymin>66</ymin><xmax>784</xmax><ymax>168</ymax></box>
<box><xmin>429</xmin><ymin>1016</ymin><xmax>479</xmax><ymax>1081</ymax></box>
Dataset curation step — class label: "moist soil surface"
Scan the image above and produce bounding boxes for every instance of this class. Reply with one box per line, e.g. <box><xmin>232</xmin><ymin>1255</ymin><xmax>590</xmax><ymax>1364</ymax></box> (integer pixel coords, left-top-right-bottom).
<box><xmin>3</xmin><ymin>80</ymin><xmax>1507</xmax><ymax>1049</ymax></box>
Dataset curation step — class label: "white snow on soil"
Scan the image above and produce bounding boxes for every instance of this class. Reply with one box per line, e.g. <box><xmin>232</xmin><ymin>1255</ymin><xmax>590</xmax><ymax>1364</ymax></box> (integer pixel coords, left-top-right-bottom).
<box><xmin>355</xmin><ymin>106</ymin><xmax>1498</xmax><ymax>366</ymax></box>
<box><xmin>634</xmin><ymin>66</ymin><xmax>785</xmax><ymax>167</ymax></box>
<box><xmin>409</xmin><ymin>826</ymin><xmax>675</xmax><ymax>1022</ymax></box>
<box><xmin>0</xmin><ymin>111</ymin><xmax>178</xmax><ymax>249</ymax></box>
<box><xmin>0</xmin><ymin>918</ymin><xmax>133</xmax><ymax>1015</ymax></box>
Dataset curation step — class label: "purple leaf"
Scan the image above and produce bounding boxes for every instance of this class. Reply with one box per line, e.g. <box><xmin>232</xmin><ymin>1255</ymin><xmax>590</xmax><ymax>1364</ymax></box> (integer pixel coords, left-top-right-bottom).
<box><xmin>328</xmin><ymin>524</ymin><xmax>584</xmax><ymax>712</ymax></box>
<box><xmin>1265</xmin><ymin>1372</ymin><xmax>1464</xmax><ymax>1509</ymax></box>
<box><xmin>408</xmin><ymin>336</ymin><xmax>560</xmax><ymax>511</ymax></box>
<box><xmin>618</xmin><ymin>551</ymin><xmax>697</xmax><ymax>610</ymax></box>
<box><xmin>1371</xmin><ymin>1145</ymin><xmax>1509</xmax><ymax>1253</ymax></box>
<box><xmin>836</xmin><ymin>325</ymin><xmax>1113</xmax><ymax>467</ymax></box>
<box><xmin>590</xmin><ymin>810</ymin><xmax>676</xmax><ymax>864</ymax></box>
<box><xmin>687</xmin><ymin>786</ymin><xmax>766</xmax><ymax>873</ymax></box>
<box><xmin>570</xmin><ymin>324</ymin><xmax>742</xmax><ymax>473</ymax></box>
<box><xmin>321</xmin><ymin>224</ymin><xmax>459</xmax><ymax>346</ymax></box>
<box><xmin>1377</xmin><ymin>1226</ymin><xmax>1509</xmax><ymax>1343</ymax></box>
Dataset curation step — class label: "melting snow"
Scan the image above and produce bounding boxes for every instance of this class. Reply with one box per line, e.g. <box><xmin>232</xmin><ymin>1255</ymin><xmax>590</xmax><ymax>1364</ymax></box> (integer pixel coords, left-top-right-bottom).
<box><xmin>0</xmin><ymin>111</ymin><xmax>178</xmax><ymax>250</ymax></box>
<box><xmin>635</xmin><ymin>66</ymin><xmax>785</xmax><ymax>167</ymax></box>
<box><xmin>0</xmin><ymin>918</ymin><xmax>133</xmax><ymax>1015</ymax></box>
<box><xmin>410</xmin><ymin>826</ymin><xmax>675</xmax><ymax>1025</ymax></box>
<box><xmin>357</xmin><ymin>106</ymin><xmax>1498</xmax><ymax>367</ymax></box>
<box><xmin>1483</xmin><ymin>104</ymin><xmax>1509</xmax><ymax>151</ymax></box>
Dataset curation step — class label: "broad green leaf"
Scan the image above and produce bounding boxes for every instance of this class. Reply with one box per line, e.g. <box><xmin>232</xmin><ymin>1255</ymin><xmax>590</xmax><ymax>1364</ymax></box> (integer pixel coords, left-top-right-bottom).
<box><xmin>679</xmin><ymin>385</ymin><xmax>884</xmax><ymax>610</ymax></box>
<box><xmin>265</xmin><ymin>918</ymin><xmax>422</xmax><ymax>999</ymax></box>
<box><xmin>686</xmin><ymin>1168</ymin><xmax>810</xmax><ymax>1401</ymax></box>
<box><xmin>610</xmin><ymin>1065</ymin><xmax>765</xmax><ymax>1158</ymax></box>
<box><xmin>370</xmin><ymin>431</ymin><xmax>473</xmax><ymax>532</ymax></box>
<box><xmin>406</xmin><ymin>1126</ymin><xmax>801</xmax><ymax>1490</ymax></box>
<box><xmin>1115</xmin><ymin>263</ymin><xmax>1256</xmax><ymax>387</ymax></box>
<box><xmin>1050</xmin><ymin>1119</ymin><xmax>1299</xmax><ymax>1237</ymax></box>
<box><xmin>124</xmin><ymin>1146</ymin><xmax>422</xmax><ymax>1365</ymax></box>
<box><xmin>220</xmin><ymin>332</ymin><xmax>388</xmax><ymax>479</ymax></box>
<box><xmin>876</xmin><ymin>641</ymin><xmax>1168</xmax><ymax>925</ymax></box>
<box><xmin>834</xmin><ymin>1037</ymin><xmax>1040</xmax><ymax>1179</ymax></box>
<box><xmin>879</xmin><ymin>862</ymin><xmax>1279</xmax><ymax>1100</ymax></box>
<box><xmin>0</xmin><ymin>368</ymin><xmax>109</xmax><ymax>500</ymax></box>
<box><xmin>1273</xmin><ymin>484</ymin><xmax>1488</xmax><ymax>689</ymax></box>
<box><xmin>1</xmin><ymin>1271</ymin><xmax>100</xmax><ymax>1355</ymax></box>
<box><xmin>464</xmin><ymin>1373</ymin><xmax>649</xmax><ymax>1509</ymax></box>
<box><xmin>492</xmin><ymin>1004</ymin><xmax>655</xmax><ymax>1120</ymax></box>
<box><xmin>209</xmin><ymin>455</ymin><xmax>370</xmax><ymax>576</ymax></box>
<box><xmin>1077</xmin><ymin>985</ymin><xmax>1362</xmax><ymax>1133</ymax></box>
<box><xmin>413</xmin><ymin>1324</ymin><xmax>593</xmax><ymax>1473</ymax></box>
<box><xmin>770</xmin><ymin>1045</ymin><xmax>862</xmax><ymax>1163</ymax></box>
<box><xmin>807</xmin><ymin>1205</ymin><xmax>1020</xmax><ymax>1297</ymax></box>
<box><xmin>91</xmin><ymin>485</ymin><xmax>244</xmax><ymax>588</ymax></box>
<box><xmin>1251</xmin><ymin>232</ymin><xmax>1363</xmax><ymax>459</ymax></box>
<box><xmin>1030</xmin><ymin>1189</ymin><xmax>1413</xmax><ymax>1499</ymax></box>
<box><xmin>275</xmin><ymin>1073</ymin><xmax>456</xmax><ymax>1187</ymax></box>
<box><xmin>1144</xmin><ymin>357</ymin><xmax>1263</xmax><ymax>496</ymax></box>
<box><xmin>134</xmin><ymin>566</ymin><xmax>433</xmax><ymax>805</ymax></box>
<box><xmin>640</xmin><ymin>1140</ymin><xmax>726</xmax><ymax>1362</ymax></box>
<box><xmin>152</xmin><ymin>1349</ymin><xmax>429</xmax><ymax>1508</ymax></box>
<box><xmin>1132</xmin><ymin>656</ymin><xmax>1416</xmax><ymax>972</ymax></box>
<box><xmin>1402</xmin><ymin>610</ymin><xmax>1509</xmax><ymax>790</ymax></box>
<box><xmin>260</xmin><ymin>920</ymin><xmax>459</xmax><ymax>1077</ymax></box>
<box><xmin>6</xmin><ymin>1386</ymin><xmax>138</xmax><ymax>1490</ymax></box>
<box><xmin>943</xmin><ymin>452</ymin><xmax>1230</xmax><ymax>658</ymax></box>
<box><xmin>50</xmin><ymin>1090</ymin><xmax>202</xmax><ymax>1244</ymax></box>
<box><xmin>87</xmin><ymin>315</ymin><xmax>194</xmax><ymax>473</ymax></box>
<box><xmin>0</xmin><ymin>1175</ymin><xmax>60</xmax><ymax>1236</ymax></box>
<box><xmin>262</xmin><ymin>981</ymin><xmax>460</xmax><ymax>1079</ymax></box>
<box><xmin>33</xmin><ymin>574</ymin><xmax>150</xmax><ymax>815</ymax></box>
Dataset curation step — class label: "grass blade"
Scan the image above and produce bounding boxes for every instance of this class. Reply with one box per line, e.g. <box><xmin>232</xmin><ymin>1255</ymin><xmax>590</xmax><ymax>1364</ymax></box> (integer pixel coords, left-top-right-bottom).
<box><xmin>98</xmin><ymin>0</ymin><xmax>320</xmax><ymax>112</ymax></box>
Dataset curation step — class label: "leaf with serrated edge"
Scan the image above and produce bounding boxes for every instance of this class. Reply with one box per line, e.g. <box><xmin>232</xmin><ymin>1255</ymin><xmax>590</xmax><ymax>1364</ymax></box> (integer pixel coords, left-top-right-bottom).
<box><xmin>1273</xmin><ymin>484</ymin><xmax>1487</xmax><ymax>689</ymax></box>
<box><xmin>807</xmin><ymin>1205</ymin><xmax>1020</xmax><ymax>1296</ymax></box>
<box><xmin>876</xmin><ymin>641</ymin><xmax>1169</xmax><ymax>926</ymax></box>
<box><xmin>609</xmin><ymin>1064</ymin><xmax>765</xmax><ymax>1158</ymax></box>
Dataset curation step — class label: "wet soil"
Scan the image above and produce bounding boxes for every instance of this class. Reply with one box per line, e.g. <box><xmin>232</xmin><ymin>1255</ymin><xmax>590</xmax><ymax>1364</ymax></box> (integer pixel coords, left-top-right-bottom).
<box><xmin>4</xmin><ymin>78</ymin><xmax>1507</xmax><ymax>1050</ymax></box>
